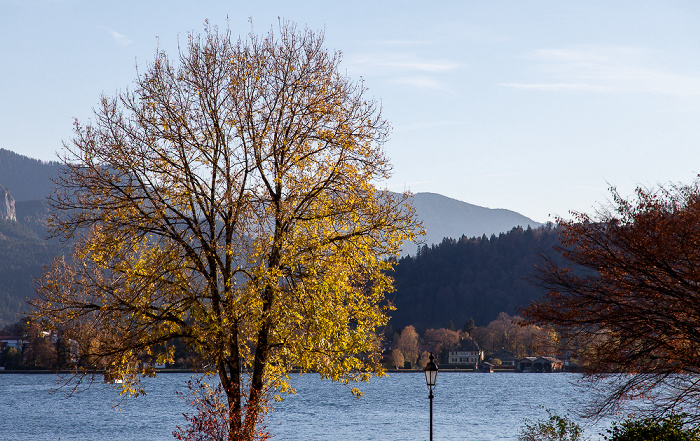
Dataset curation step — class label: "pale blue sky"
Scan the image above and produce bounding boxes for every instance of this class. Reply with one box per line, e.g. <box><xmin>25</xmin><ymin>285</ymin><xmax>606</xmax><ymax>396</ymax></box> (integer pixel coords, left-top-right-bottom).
<box><xmin>2</xmin><ymin>1</ymin><xmax>700</xmax><ymax>222</ymax></box>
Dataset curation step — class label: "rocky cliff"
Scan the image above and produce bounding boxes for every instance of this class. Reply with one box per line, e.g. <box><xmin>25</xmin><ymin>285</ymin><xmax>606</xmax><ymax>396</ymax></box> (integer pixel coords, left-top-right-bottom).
<box><xmin>0</xmin><ymin>186</ymin><xmax>16</xmax><ymax>222</ymax></box>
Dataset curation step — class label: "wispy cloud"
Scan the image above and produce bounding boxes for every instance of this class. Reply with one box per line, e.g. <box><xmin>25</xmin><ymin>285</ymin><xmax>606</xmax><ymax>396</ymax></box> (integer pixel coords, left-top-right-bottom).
<box><xmin>502</xmin><ymin>46</ymin><xmax>700</xmax><ymax>96</ymax></box>
<box><xmin>502</xmin><ymin>82</ymin><xmax>608</xmax><ymax>92</ymax></box>
<box><xmin>106</xmin><ymin>28</ymin><xmax>133</xmax><ymax>47</ymax></box>
<box><xmin>350</xmin><ymin>53</ymin><xmax>459</xmax><ymax>73</ymax></box>
<box><xmin>346</xmin><ymin>51</ymin><xmax>459</xmax><ymax>91</ymax></box>
<box><xmin>392</xmin><ymin>76</ymin><xmax>443</xmax><ymax>90</ymax></box>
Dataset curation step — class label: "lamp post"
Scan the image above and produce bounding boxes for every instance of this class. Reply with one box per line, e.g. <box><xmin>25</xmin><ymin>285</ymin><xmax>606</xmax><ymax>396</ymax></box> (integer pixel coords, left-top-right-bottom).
<box><xmin>424</xmin><ymin>353</ymin><xmax>439</xmax><ymax>441</ymax></box>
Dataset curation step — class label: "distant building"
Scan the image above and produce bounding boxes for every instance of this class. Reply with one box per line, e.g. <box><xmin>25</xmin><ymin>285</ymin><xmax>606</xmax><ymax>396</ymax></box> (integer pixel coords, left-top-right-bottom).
<box><xmin>138</xmin><ymin>353</ymin><xmax>167</xmax><ymax>370</ymax></box>
<box><xmin>489</xmin><ymin>348</ymin><xmax>515</xmax><ymax>366</ymax></box>
<box><xmin>515</xmin><ymin>356</ymin><xmax>563</xmax><ymax>373</ymax></box>
<box><xmin>448</xmin><ymin>338</ymin><xmax>483</xmax><ymax>365</ymax></box>
<box><xmin>0</xmin><ymin>336</ymin><xmax>23</xmax><ymax>351</ymax></box>
<box><xmin>515</xmin><ymin>357</ymin><xmax>536</xmax><ymax>372</ymax></box>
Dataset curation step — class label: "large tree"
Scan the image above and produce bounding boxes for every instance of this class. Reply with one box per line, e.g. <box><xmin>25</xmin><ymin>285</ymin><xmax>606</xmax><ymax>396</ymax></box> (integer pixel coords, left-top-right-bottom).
<box><xmin>34</xmin><ymin>22</ymin><xmax>418</xmax><ymax>440</ymax></box>
<box><xmin>525</xmin><ymin>182</ymin><xmax>700</xmax><ymax>423</ymax></box>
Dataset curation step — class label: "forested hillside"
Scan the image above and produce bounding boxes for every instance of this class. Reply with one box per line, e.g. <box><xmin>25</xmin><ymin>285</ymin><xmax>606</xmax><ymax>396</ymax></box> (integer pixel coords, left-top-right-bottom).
<box><xmin>0</xmin><ymin>149</ymin><xmax>63</xmax><ymax>325</ymax></box>
<box><xmin>0</xmin><ymin>148</ymin><xmax>61</xmax><ymax>202</ymax></box>
<box><xmin>0</xmin><ymin>219</ymin><xmax>61</xmax><ymax>324</ymax></box>
<box><xmin>388</xmin><ymin>224</ymin><xmax>560</xmax><ymax>331</ymax></box>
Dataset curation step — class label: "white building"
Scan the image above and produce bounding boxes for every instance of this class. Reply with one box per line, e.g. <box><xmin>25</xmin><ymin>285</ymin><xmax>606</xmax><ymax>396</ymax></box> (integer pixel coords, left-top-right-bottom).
<box><xmin>448</xmin><ymin>338</ymin><xmax>483</xmax><ymax>365</ymax></box>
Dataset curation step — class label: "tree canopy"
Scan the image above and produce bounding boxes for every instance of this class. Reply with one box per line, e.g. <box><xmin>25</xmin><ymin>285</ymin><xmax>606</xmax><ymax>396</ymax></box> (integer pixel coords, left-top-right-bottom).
<box><xmin>33</xmin><ymin>21</ymin><xmax>419</xmax><ymax>440</ymax></box>
<box><xmin>525</xmin><ymin>182</ymin><xmax>700</xmax><ymax>424</ymax></box>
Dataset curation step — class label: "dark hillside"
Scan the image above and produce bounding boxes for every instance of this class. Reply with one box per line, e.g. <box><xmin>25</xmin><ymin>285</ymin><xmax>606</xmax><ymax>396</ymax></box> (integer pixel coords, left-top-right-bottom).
<box><xmin>0</xmin><ymin>148</ymin><xmax>61</xmax><ymax>201</ymax></box>
<box><xmin>15</xmin><ymin>200</ymin><xmax>53</xmax><ymax>239</ymax></box>
<box><xmin>0</xmin><ymin>219</ymin><xmax>62</xmax><ymax>325</ymax></box>
<box><xmin>388</xmin><ymin>224</ymin><xmax>560</xmax><ymax>331</ymax></box>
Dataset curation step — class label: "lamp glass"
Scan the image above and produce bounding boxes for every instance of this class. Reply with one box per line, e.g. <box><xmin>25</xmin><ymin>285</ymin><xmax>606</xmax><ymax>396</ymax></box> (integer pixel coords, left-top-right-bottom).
<box><xmin>424</xmin><ymin>354</ymin><xmax>438</xmax><ymax>387</ymax></box>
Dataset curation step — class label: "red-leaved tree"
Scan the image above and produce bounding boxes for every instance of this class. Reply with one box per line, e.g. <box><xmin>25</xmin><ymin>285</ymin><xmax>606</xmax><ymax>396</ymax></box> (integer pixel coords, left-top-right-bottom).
<box><xmin>525</xmin><ymin>182</ymin><xmax>700</xmax><ymax>423</ymax></box>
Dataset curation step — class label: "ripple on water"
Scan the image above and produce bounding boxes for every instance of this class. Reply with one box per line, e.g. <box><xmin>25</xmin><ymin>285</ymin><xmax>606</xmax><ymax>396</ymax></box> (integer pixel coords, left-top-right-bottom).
<box><xmin>0</xmin><ymin>372</ymin><xmax>610</xmax><ymax>441</ymax></box>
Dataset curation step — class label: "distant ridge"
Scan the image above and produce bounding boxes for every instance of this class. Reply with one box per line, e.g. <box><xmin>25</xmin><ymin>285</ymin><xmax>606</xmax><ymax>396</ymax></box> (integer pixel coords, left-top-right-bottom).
<box><xmin>408</xmin><ymin>192</ymin><xmax>542</xmax><ymax>253</ymax></box>
<box><xmin>0</xmin><ymin>148</ymin><xmax>542</xmax><ymax>245</ymax></box>
<box><xmin>0</xmin><ymin>148</ymin><xmax>61</xmax><ymax>202</ymax></box>
<box><xmin>0</xmin><ymin>149</ymin><xmax>549</xmax><ymax>327</ymax></box>
<box><xmin>0</xmin><ymin>148</ymin><xmax>543</xmax><ymax>249</ymax></box>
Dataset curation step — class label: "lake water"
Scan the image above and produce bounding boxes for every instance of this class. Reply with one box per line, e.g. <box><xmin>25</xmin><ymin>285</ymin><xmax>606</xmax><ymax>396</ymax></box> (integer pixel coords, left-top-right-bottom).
<box><xmin>0</xmin><ymin>372</ymin><xmax>613</xmax><ymax>441</ymax></box>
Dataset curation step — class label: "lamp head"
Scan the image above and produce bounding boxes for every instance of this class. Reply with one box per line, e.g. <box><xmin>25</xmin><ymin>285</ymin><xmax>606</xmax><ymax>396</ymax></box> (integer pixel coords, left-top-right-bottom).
<box><xmin>424</xmin><ymin>353</ymin><xmax>438</xmax><ymax>389</ymax></box>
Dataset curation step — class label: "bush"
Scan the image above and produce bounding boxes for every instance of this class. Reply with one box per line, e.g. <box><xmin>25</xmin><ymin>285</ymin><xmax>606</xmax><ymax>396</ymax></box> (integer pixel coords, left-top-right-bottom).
<box><xmin>604</xmin><ymin>415</ymin><xmax>700</xmax><ymax>441</ymax></box>
<box><xmin>173</xmin><ymin>378</ymin><xmax>269</xmax><ymax>441</ymax></box>
<box><xmin>519</xmin><ymin>410</ymin><xmax>585</xmax><ymax>441</ymax></box>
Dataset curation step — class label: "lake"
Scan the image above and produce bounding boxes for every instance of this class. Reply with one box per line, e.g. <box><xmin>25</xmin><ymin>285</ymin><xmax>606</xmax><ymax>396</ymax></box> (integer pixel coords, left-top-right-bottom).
<box><xmin>0</xmin><ymin>372</ymin><xmax>612</xmax><ymax>441</ymax></box>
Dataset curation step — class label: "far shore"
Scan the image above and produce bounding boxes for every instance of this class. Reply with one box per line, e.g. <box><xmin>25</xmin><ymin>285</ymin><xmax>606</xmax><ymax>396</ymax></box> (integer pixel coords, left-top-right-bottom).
<box><xmin>0</xmin><ymin>368</ymin><xmax>518</xmax><ymax>374</ymax></box>
<box><xmin>2</xmin><ymin>367</ymin><xmax>580</xmax><ymax>375</ymax></box>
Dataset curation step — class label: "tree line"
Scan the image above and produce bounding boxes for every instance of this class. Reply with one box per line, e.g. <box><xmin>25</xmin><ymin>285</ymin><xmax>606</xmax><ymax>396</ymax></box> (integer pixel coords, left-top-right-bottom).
<box><xmin>384</xmin><ymin>311</ymin><xmax>558</xmax><ymax>369</ymax></box>
<box><xmin>1</xmin><ymin>310</ymin><xmax>560</xmax><ymax>372</ymax></box>
<box><xmin>389</xmin><ymin>223</ymin><xmax>561</xmax><ymax>331</ymax></box>
<box><xmin>0</xmin><ymin>318</ymin><xmax>202</xmax><ymax>371</ymax></box>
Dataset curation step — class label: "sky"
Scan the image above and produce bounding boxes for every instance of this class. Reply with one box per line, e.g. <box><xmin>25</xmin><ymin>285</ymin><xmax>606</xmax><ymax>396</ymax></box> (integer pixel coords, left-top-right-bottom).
<box><xmin>2</xmin><ymin>1</ymin><xmax>700</xmax><ymax>223</ymax></box>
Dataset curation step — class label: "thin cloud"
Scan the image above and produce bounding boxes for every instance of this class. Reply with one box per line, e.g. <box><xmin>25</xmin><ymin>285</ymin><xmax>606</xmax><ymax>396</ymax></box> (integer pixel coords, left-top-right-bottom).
<box><xmin>350</xmin><ymin>54</ymin><xmax>458</xmax><ymax>73</ymax></box>
<box><xmin>392</xmin><ymin>76</ymin><xmax>444</xmax><ymax>90</ymax></box>
<box><xmin>502</xmin><ymin>46</ymin><xmax>700</xmax><ymax>96</ymax></box>
<box><xmin>107</xmin><ymin>28</ymin><xmax>133</xmax><ymax>47</ymax></box>
<box><xmin>346</xmin><ymin>51</ymin><xmax>459</xmax><ymax>90</ymax></box>
<box><xmin>502</xmin><ymin>82</ymin><xmax>608</xmax><ymax>92</ymax></box>
<box><xmin>483</xmin><ymin>172</ymin><xmax>522</xmax><ymax>179</ymax></box>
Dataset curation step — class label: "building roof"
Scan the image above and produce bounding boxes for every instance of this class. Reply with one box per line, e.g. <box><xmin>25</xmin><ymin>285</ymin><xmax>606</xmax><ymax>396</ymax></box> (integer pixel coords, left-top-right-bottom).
<box><xmin>535</xmin><ymin>356</ymin><xmax>563</xmax><ymax>364</ymax></box>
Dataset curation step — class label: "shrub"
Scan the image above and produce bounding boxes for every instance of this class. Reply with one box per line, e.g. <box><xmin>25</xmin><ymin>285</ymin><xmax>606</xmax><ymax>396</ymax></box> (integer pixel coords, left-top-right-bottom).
<box><xmin>604</xmin><ymin>415</ymin><xmax>700</xmax><ymax>441</ymax></box>
<box><xmin>173</xmin><ymin>378</ymin><xmax>269</xmax><ymax>441</ymax></box>
<box><xmin>519</xmin><ymin>410</ymin><xmax>585</xmax><ymax>441</ymax></box>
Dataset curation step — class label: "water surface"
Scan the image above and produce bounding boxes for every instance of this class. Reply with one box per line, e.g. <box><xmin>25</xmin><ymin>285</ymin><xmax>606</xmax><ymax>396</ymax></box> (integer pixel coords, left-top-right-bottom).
<box><xmin>0</xmin><ymin>372</ymin><xmax>609</xmax><ymax>440</ymax></box>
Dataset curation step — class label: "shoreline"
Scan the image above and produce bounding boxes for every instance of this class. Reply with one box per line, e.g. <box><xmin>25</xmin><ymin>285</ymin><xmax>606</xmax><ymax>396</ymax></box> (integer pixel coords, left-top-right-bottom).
<box><xmin>0</xmin><ymin>367</ymin><xmax>583</xmax><ymax>375</ymax></box>
<box><xmin>0</xmin><ymin>368</ymin><xmax>198</xmax><ymax>374</ymax></box>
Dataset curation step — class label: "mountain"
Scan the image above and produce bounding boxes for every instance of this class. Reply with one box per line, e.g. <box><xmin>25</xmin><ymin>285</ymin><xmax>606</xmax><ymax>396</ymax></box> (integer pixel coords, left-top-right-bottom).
<box><xmin>404</xmin><ymin>192</ymin><xmax>542</xmax><ymax>255</ymax></box>
<box><xmin>0</xmin><ymin>148</ymin><xmax>61</xmax><ymax>202</ymax></box>
<box><xmin>0</xmin><ymin>149</ymin><xmax>551</xmax><ymax>327</ymax></box>
<box><xmin>0</xmin><ymin>218</ymin><xmax>62</xmax><ymax>325</ymax></box>
<box><xmin>0</xmin><ymin>149</ymin><xmax>543</xmax><ymax>248</ymax></box>
<box><xmin>0</xmin><ymin>149</ymin><xmax>64</xmax><ymax>325</ymax></box>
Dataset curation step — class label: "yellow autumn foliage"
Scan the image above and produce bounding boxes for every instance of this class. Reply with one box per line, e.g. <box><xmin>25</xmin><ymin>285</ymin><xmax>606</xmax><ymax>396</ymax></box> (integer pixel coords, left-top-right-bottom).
<box><xmin>34</xmin><ymin>20</ymin><xmax>421</xmax><ymax>441</ymax></box>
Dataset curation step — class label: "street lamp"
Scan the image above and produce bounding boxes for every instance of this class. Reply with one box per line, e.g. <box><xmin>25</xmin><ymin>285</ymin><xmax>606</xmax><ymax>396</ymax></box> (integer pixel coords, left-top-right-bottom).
<box><xmin>424</xmin><ymin>353</ymin><xmax>438</xmax><ymax>441</ymax></box>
